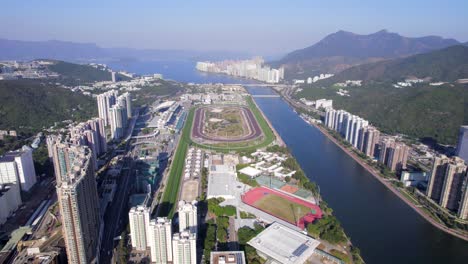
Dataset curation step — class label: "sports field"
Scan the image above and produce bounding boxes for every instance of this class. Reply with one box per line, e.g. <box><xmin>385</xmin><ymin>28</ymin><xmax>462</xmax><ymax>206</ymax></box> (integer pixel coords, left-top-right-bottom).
<box><xmin>254</xmin><ymin>194</ymin><xmax>312</xmax><ymax>224</ymax></box>
<box><xmin>242</xmin><ymin>187</ymin><xmax>322</xmax><ymax>228</ymax></box>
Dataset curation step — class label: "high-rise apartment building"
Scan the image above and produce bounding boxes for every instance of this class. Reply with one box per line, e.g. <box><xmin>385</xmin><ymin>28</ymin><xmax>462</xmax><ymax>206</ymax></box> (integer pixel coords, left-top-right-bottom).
<box><xmin>129</xmin><ymin>205</ymin><xmax>151</xmax><ymax>250</ymax></box>
<box><xmin>109</xmin><ymin>105</ymin><xmax>124</xmax><ymax>140</ymax></box>
<box><xmin>178</xmin><ymin>200</ymin><xmax>197</xmax><ymax>234</ymax></box>
<box><xmin>172</xmin><ymin>231</ymin><xmax>197</xmax><ymax>264</ymax></box>
<box><xmin>99</xmin><ymin>91</ymin><xmax>132</xmax><ymax>141</ymax></box>
<box><xmin>148</xmin><ymin>217</ymin><xmax>173</xmax><ymax>263</ymax></box>
<box><xmin>458</xmin><ymin>175</ymin><xmax>468</xmax><ymax>220</ymax></box>
<box><xmin>439</xmin><ymin>158</ymin><xmax>467</xmax><ymax>210</ymax></box>
<box><xmin>378</xmin><ymin>139</ymin><xmax>409</xmax><ymax>172</ymax></box>
<box><xmin>69</xmin><ymin>118</ymin><xmax>107</xmax><ymax>167</ymax></box>
<box><xmin>426</xmin><ymin>155</ymin><xmax>468</xmax><ymax>213</ymax></box>
<box><xmin>456</xmin><ymin>126</ymin><xmax>468</xmax><ymax>164</ymax></box>
<box><xmin>54</xmin><ymin>144</ymin><xmax>101</xmax><ymax>264</ymax></box>
<box><xmin>426</xmin><ymin>155</ymin><xmax>451</xmax><ymax>202</ymax></box>
<box><xmin>0</xmin><ymin>145</ymin><xmax>37</xmax><ymax>191</ymax></box>
<box><xmin>96</xmin><ymin>90</ymin><xmax>118</xmax><ymax>126</ymax></box>
<box><xmin>123</xmin><ymin>92</ymin><xmax>132</xmax><ymax>119</ymax></box>
<box><xmin>359</xmin><ymin>126</ymin><xmax>380</xmax><ymax>158</ymax></box>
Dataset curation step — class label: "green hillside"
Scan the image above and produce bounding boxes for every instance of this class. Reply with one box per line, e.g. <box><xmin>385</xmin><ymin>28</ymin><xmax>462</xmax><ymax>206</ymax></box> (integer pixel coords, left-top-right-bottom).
<box><xmin>47</xmin><ymin>60</ymin><xmax>130</xmax><ymax>84</ymax></box>
<box><xmin>325</xmin><ymin>45</ymin><xmax>468</xmax><ymax>83</ymax></box>
<box><xmin>296</xmin><ymin>82</ymin><xmax>467</xmax><ymax>145</ymax></box>
<box><xmin>296</xmin><ymin>46</ymin><xmax>468</xmax><ymax>145</ymax></box>
<box><xmin>133</xmin><ymin>80</ymin><xmax>185</xmax><ymax>106</ymax></box>
<box><xmin>0</xmin><ymin>79</ymin><xmax>97</xmax><ymax>133</ymax></box>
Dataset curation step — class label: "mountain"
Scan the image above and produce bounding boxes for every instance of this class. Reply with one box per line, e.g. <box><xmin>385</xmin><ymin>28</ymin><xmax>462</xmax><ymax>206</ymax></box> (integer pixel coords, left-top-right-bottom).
<box><xmin>296</xmin><ymin>46</ymin><xmax>468</xmax><ymax>145</ymax></box>
<box><xmin>45</xmin><ymin>60</ymin><xmax>130</xmax><ymax>85</ymax></box>
<box><xmin>275</xmin><ymin>30</ymin><xmax>460</xmax><ymax>79</ymax></box>
<box><xmin>0</xmin><ymin>79</ymin><xmax>96</xmax><ymax>133</ymax></box>
<box><xmin>324</xmin><ymin>45</ymin><xmax>468</xmax><ymax>83</ymax></box>
<box><xmin>0</xmin><ymin>38</ymin><xmax>250</xmax><ymax>62</ymax></box>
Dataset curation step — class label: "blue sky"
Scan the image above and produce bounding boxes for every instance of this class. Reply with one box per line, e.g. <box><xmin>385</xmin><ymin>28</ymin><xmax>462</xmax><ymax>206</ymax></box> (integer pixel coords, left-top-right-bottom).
<box><xmin>1</xmin><ymin>0</ymin><xmax>467</xmax><ymax>55</ymax></box>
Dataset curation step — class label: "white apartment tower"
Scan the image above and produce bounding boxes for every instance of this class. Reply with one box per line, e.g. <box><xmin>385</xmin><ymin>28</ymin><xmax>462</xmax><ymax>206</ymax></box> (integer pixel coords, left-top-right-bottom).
<box><xmin>178</xmin><ymin>200</ymin><xmax>198</xmax><ymax>234</ymax></box>
<box><xmin>0</xmin><ymin>145</ymin><xmax>37</xmax><ymax>192</ymax></box>
<box><xmin>129</xmin><ymin>205</ymin><xmax>151</xmax><ymax>250</ymax></box>
<box><xmin>148</xmin><ymin>217</ymin><xmax>173</xmax><ymax>263</ymax></box>
<box><xmin>172</xmin><ymin>231</ymin><xmax>197</xmax><ymax>264</ymax></box>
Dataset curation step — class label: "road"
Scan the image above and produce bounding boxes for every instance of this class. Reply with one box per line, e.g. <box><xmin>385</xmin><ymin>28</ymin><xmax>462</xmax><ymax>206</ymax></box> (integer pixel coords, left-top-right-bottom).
<box><xmin>99</xmin><ymin>143</ymin><xmax>137</xmax><ymax>264</ymax></box>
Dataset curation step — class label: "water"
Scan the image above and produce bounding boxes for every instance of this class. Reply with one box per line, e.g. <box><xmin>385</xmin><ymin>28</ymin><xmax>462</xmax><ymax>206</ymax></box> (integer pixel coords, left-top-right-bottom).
<box><xmin>103</xmin><ymin>60</ymin><xmax>258</xmax><ymax>84</ymax></box>
<box><xmin>112</xmin><ymin>60</ymin><xmax>468</xmax><ymax>263</ymax></box>
<box><xmin>247</xmin><ymin>87</ymin><xmax>468</xmax><ymax>264</ymax></box>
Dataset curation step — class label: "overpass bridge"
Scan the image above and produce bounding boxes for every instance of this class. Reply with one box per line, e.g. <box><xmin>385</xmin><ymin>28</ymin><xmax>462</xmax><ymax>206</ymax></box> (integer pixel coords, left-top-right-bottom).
<box><xmin>224</xmin><ymin>83</ymin><xmax>289</xmax><ymax>88</ymax></box>
<box><xmin>251</xmin><ymin>95</ymin><xmax>281</xmax><ymax>98</ymax></box>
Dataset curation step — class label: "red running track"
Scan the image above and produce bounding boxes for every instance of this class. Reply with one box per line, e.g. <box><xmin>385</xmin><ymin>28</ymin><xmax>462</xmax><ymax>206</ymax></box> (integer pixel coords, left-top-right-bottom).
<box><xmin>242</xmin><ymin>186</ymin><xmax>322</xmax><ymax>229</ymax></box>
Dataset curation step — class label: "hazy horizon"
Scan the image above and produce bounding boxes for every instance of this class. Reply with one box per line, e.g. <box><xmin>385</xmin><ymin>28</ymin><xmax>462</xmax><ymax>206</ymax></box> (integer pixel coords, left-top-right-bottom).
<box><xmin>1</xmin><ymin>0</ymin><xmax>467</xmax><ymax>55</ymax></box>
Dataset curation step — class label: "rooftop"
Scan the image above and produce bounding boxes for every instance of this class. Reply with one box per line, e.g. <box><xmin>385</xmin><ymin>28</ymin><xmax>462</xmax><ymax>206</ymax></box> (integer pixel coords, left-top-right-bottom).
<box><xmin>210</xmin><ymin>251</ymin><xmax>246</xmax><ymax>264</ymax></box>
<box><xmin>247</xmin><ymin>222</ymin><xmax>320</xmax><ymax>264</ymax></box>
<box><xmin>129</xmin><ymin>193</ymin><xmax>150</xmax><ymax>207</ymax></box>
<box><xmin>207</xmin><ymin>171</ymin><xmax>237</xmax><ymax>199</ymax></box>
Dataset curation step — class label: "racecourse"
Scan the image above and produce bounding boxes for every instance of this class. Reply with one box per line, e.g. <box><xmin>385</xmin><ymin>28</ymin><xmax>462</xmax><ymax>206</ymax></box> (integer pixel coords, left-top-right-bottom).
<box><xmin>186</xmin><ymin>96</ymin><xmax>276</xmax><ymax>152</ymax></box>
<box><xmin>192</xmin><ymin>105</ymin><xmax>262</xmax><ymax>143</ymax></box>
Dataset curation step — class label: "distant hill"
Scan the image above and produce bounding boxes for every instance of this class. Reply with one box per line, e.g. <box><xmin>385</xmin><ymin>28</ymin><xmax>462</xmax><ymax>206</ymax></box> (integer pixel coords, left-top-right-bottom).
<box><xmin>296</xmin><ymin>46</ymin><xmax>468</xmax><ymax>145</ymax></box>
<box><xmin>46</xmin><ymin>60</ymin><xmax>130</xmax><ymax>85</ymax></box>
<box><xmin>0</xmin><ymin>38</ymin><xmax>250</xmax><ymax>62</ymax></box>
<box><xmin>274</xmin><ymin>30</ymin><xmax>459</xmax><ymax>79</ymax></box>
<box><xmin>324</xmin><ymin>45</ymin><xmax>468</xmax><ymax>83</ymax></box>
<box><xmin>0</xmin><ymin>79</ymin><xmax>96</xmax><ymax>133</ymax></box>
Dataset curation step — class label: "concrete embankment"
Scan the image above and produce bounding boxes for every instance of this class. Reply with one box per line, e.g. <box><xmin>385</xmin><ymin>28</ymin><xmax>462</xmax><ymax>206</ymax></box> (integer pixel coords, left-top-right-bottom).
<box><xmin>310</xmin><ymin>121</ymin><xmax>468</xmax><ymax>242</ymax></box>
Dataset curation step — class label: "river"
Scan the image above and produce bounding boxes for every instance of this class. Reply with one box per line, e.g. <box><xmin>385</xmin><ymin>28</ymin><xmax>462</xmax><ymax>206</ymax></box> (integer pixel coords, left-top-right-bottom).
<box><xmin>105</xmin><ymin>59</ymin><xmax>468</xmax><ymax>263</ymax></box>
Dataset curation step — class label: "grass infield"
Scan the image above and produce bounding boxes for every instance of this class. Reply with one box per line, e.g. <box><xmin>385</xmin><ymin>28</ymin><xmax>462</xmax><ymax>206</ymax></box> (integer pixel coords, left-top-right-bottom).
<box><xmin>253</xmin><ymin>194</ymin><xmax>312</xmax><ymax>224</ymax></box>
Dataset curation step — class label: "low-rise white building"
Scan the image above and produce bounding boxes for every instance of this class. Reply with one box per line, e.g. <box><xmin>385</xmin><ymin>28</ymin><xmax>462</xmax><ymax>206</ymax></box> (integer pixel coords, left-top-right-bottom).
<box><xmin>0</xmin><ymin>146</ymin><xmax>37</xmax><ymax>192</ymax></box>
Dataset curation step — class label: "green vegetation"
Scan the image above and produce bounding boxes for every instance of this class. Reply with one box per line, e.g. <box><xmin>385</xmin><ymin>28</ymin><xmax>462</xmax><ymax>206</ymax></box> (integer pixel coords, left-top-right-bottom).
<box><xmin>266</xmin><ymin>145</ymin><xmax>289</xmax><ymax>154</ymax></box>
<box><xmin>47</xmin><ymin>60</ymin><xmax>130</xmax><ymax>85</ymax></box>
<box><xmin>157</xmin><ymin>108</ymin><xmax>191</xmax><ymax>217</ymax></box>
<box><xmin>253</xmin><ymin>194</ymin><xmax>312</xmax><ymax>224</ymax></box>
<box><xmin>32</xmin><ymin>142</ymin><xmax>54</xmax><ymax>176</ymax></box>
<box><xmin>282</xmin><ymin>157</ymin><xmax>319</xmax><ymax>195</ymax></box>
<box><xmin>0</xmin><ymin>136</ymin><xmax>25</xmax><ymax>155</ymax></box>
<box><xmin>237</xmin><ymin>225</ymin><xmax>265</xmax><ymax>264</ymax></box>
<box><xmin>133</xmin><ymin>80</ymin><xmax>185</xmax><ymax>106</ymax></box>
<box><xmin>297</xmin><ymin>82</ymin><xmax>467</xmax><ymax>145</ymax></box>
<box><xmin>117</xmin><ymin>225</ymin><xmax>130</xmax><ymax>263</ymax></box>
<box><xmin>240</xmin><ymin>211</ymin><xmax>256</xmax><ymax>219</ymax></box>
<box><xmin>203</xmin><ymin>219</ymin><xmax>216</xmax><ymax>262</ymax></box>
<box><xmin>207</xmin><ymin>198</ymin><xmax>236</xmax><ymax>217</ymax></box>
<box><xmin>328</xmin><ymin>45</ymin><xmax>468</xmax><ymax>83</ymax></box>
<box><xmin>0</xmin><ymin>79</ymin><xmax>97</xmax><ymax>134</ymax></box>
<box><xmin>297</xmin><ymin>46</ymin><xmax>468</xmax><ymax>145</ymax></box>
<box><xmin>237</xmin><ymin>172</ymin><xmax>259</xmax><ymax>187</ymax></box>
<box><xmin>330</xmin><ymin>249</ymin><xmax>350</xmax><ymax>264</ymax></box>
<box><xmin>200</xmin><ymin>167</ymin><xmax>208</xmax><ymax>201</ymax></box>
<box><xmin>306</xmin><ymin>213</ymin><xmax>347</xmax><ymax>244</ymax></box>
<box><xmin>216</xmin><ymin>216</ymin><xmax>230</xmax><ymax>243</ymax></box>
<box><xmin>350</xmin><ymin>246</ymin><xmax>365</xmax><ymax>264</ymax></box>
